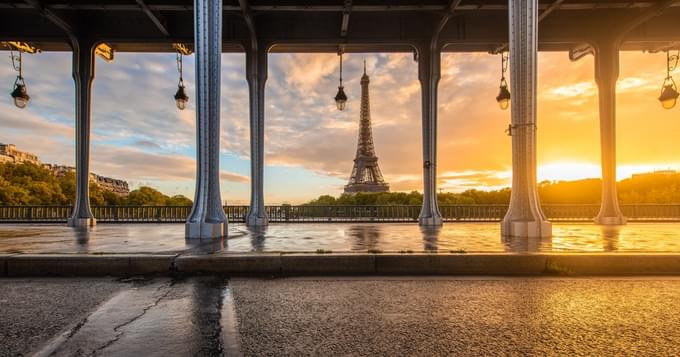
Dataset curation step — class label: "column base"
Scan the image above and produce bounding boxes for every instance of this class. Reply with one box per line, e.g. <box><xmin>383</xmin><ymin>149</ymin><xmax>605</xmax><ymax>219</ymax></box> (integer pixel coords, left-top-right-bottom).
<box><xmin>185</xmin><ymin>221</ymin><xmax>227</xmax><ymax>239</ymax></box>
<box><xmin>594</xmin><ymin>215</ymin><xmax>627</xmax><ymax>225</ymax></box>
<box><xmin>246</xmin><ymin>213</ymin><xmax>269</xmax><ymax>227</ymax></box>
<box><xmin>67</xmin><ymin>217</ymin><xmax>96</xmax><ymax>227</ymax></box>
<box><xmin>418</xmin><ymin>214</ymin><xmax>443</xmax><ymax>226</ymax></box>
<box><xmin>501</xmin><ymin>220</ymin><xmax>552</xmax><ymax>238</ymax></box>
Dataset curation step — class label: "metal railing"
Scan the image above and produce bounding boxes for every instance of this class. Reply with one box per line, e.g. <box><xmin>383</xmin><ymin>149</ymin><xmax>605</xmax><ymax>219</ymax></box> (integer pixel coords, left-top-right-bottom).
<box><xmin>1</xmin><ymin>204</ymin><xmax>680</xmax><ymax>223</ymax></box>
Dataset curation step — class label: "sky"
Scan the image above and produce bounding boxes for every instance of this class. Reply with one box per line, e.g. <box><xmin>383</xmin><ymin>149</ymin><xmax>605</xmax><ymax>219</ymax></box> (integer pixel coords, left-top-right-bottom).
<box><xmin>1</xmin><ymin>49</ymin><xmax>679</xmax><ymax>204</ymax></box>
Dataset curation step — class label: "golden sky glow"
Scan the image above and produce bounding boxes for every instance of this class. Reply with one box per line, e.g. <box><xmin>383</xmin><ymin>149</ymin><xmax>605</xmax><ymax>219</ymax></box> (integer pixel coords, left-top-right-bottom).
<box><xmin>432</xmin><ymin>51</ymin><xmax>680</xmax><ymax>193</ymax></box>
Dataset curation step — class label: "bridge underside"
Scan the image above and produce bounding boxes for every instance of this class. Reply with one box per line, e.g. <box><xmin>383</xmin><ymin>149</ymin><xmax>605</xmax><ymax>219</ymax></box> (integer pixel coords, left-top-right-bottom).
<box><xmin>1</xmin><ymin>0</ymin><xmax>680</xmax><ymax>53</ymax></box>
<box><xmin>2</xmin><ymin>0</ymin><xmax>679</xmax><ymax>238</ymax></box>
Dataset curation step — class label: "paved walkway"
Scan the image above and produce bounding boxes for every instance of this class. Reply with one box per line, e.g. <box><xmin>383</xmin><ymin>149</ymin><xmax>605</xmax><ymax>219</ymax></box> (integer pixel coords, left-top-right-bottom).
<box><xmin>2</xmin><ymin>222</ymin><xmax>680</xmax><ymax>254</ymax></box>
<box><xmin>3</xmin><ymin>277</ymin><xmax>680</xmax><ymax>356</ymax></box>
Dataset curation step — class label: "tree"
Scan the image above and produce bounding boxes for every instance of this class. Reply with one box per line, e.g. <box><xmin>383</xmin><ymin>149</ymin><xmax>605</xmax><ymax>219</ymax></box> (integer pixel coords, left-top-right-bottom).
<box><xmin>0</xmin><ymin>162</ymin><xmax>193</xmax><ymax>206</ymax></box>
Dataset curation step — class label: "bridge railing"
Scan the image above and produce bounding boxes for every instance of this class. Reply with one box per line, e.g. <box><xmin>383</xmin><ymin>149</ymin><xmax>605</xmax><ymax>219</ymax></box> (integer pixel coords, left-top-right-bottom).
<box><xmin>1</xmin><ymin>204</ymin><xmax>680</xmax><ymax>223</ymax></box>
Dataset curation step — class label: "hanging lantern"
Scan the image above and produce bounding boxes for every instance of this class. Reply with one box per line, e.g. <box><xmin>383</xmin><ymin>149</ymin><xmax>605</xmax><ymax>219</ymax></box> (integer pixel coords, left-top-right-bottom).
<box><xmin>174</xmin><ymin>83</ymin><xmax>189</xmax><ymax>110</ymax></box>
<box><xmin>496</xmin><ymin>52</ymin><xmax>510</xmax><ymax>110</ymax></box>
<box><xmin>334</xmin><ymin>49</ymin><xmax>347</xmax><ymax>111</ymax></box>
<box><xmin>659</xmin><ymin>50</ymin><xmax>679</xmax><ymax>110</ymax></box>
<box><xmin>8</xmin><ymin>50</ymin><xmax>30</xmax><ymax>109</ymax></box>
<box><xmin>496</xmin><ymin>78</ymin><xmax>511</xmax><ymax>110</ymax></box>
<box><xmin>174</xmin><ymin>52</ymin><xmax>189</xmax><ymax>110</ymax></box>
<box><xmin>11</xmin><ymin>77</ymin><xmax>30</xmax><ymax>109</ymax></box>
<box><xmin>334</xmin><ymin>86</ymin><xmax>347</xmax><ymax>111</ymax></box>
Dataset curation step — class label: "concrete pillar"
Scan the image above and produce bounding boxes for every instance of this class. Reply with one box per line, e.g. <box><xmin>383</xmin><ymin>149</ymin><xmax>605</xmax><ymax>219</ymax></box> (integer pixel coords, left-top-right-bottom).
<box><xmin>67</xmin><ymin>38</ymin><xmax>96</xmax><ymax>227</ymax></box>
<box><xmin>245</xmin><ymin>41</ymin><xmax>269</xmax><ymax>226</ymax></box>
<box><xmin>593</xmin><ymin>40</ymin><xmax>626</xmax><ymax>225</ymax></box>
<box><xmin>186</xmin><ymin>0</ymin><xmax>227</xmax><ymax>239</ymax></box>
<box><xmin>500</xmin><ymin>0</ymin><xmax>551</xmax><ymax>238</ymax></box>
<box><xmin>417</xmin><ymin>45</ymin><xmax>443</xmax><ymax>226</ymax></box>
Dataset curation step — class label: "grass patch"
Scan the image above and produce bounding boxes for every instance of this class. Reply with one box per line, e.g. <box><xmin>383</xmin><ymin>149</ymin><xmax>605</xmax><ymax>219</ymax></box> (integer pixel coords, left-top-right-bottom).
<box><xmin>315</xmin><ymin>249</ymin><xmax>333</xmax><ymax>254</ymax></box>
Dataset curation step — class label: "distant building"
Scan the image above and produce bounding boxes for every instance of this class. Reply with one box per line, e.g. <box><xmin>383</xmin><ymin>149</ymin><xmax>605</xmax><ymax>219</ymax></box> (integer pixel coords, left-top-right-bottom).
<box><xmin>0</xmin><ymin>143</ymin><xmax>40</xmax><ymax>165</ymax></box>
<box><xmin>2</xmin><ymin>143</ymin><xmax>130</xmax><ymax>196</ymax></box>
<box><xmin>91</xmin><ymin>173</ymin><xmax>130</xmax><ymax>196</ymax></box>
<box><xmin>632</xmin><ymin>170</ymin><xmax>677</xmax><ymax>179</ymax></box>
<box><xmin>43</xmin><ymin>163</ymin><xmax>130</xmax><ymax>196</ymax></box>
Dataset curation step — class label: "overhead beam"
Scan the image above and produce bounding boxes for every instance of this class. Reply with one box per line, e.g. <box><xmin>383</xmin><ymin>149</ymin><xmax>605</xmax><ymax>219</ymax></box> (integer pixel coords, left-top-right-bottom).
<box><xmin>136</xmin><ymin>0</ymin><xmax>170</xmax><ymax>37</ymax></box>
<box><xmin>4</xmin><ymin>2</ymin><xmax>680</xmax><ymax>12</ymax></box>
<box><xmin>567</xmin><ymin>0</ymin><xmax>679</xmax><ymax>61</ymax></box>
<box><xmin>646</xmin><ymin>41</ymin><xmax>680</xmax><ymax>52</ymax></box>
<box><xmin>340</xmin><ymin>0</ymin><xmax>351</xmax><ymax>37</ymax></box>
<box><xmin>614</xmin><ymin>0</ymin><xmax>680</xmax><ymax>43</ymax></box>
<box><xmin>447</xmin><ymin>0</ymin><xmax>463</xmax><ymax>13</ymax></box>
<box><xmin>238</xmin><ymin>0</ymin><xmax>257</xmax><ymax>42</ymax></box>
<box><xmin>538</xmin><ymin>0</ymin><xmax>567</xmax><ymax>21</ymax></box>
<box><xmin>22</xmin><ymin>0</ymin><xmax>76</xmax><ymax>43</ymax></box>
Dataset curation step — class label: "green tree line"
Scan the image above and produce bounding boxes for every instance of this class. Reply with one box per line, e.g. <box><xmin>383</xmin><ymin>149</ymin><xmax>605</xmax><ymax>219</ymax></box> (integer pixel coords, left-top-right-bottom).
<box><xmin>0</xmin><ymin>162</ymin><xmax>192</xmax><ymax>206</ymax></box>
<box><xmin>307</xmin><ymin>174</ymin><xmax>680</xmax><ymax>205</ymax></box>
<box><xmin>4</xmin><ymin>161</ymin><xmax>680</xmax><ymax>206</ymax></box>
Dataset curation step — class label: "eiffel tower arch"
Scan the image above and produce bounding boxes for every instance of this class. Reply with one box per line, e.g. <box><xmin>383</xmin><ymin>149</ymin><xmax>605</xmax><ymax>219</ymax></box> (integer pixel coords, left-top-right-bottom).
<box><xmin>344</xmin><ymin>62</ymin><xmax>390</xmax><ymax>194</ymax></box>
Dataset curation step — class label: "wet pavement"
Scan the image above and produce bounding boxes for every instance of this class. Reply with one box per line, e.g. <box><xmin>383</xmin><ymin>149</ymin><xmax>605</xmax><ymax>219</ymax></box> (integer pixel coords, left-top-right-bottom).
<box><xmin>2</xmin><ymin>222</ymin><xmax>680</xmax><ymax>254</ymax></box>
<box><xmin>3</xmin><ymin>277</ymin><xmax>680</xmax><ymax>356</ymax></box>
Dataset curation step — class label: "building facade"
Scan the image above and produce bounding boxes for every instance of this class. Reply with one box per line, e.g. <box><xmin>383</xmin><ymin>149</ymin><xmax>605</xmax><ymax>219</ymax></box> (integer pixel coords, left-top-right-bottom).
<box><xmin>3</xmin><ymin>144</ymin><xmax>130</xmax><ymax>196</ymax></box>
<box><xmin>0</xmin><ymin>143</ymin><xmax>40</xmax><ymax>165</ymax></box>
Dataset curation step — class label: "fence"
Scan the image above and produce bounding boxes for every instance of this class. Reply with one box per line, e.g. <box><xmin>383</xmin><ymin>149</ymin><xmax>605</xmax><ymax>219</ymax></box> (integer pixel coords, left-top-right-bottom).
<box><xmin>2</xmin><ymin>204</ymin><xmax>680</xmax><ymax>223</ymax></box>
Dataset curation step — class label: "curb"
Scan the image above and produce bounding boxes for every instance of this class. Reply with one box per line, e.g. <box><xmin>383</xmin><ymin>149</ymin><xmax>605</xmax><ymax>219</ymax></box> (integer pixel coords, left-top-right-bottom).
<box><xmin>4</xmin><ymin>253</ymin><xmax>680</xmax><ymax>277</ymax></box>
<box><xmin>4</xmin><ymin>254</ymin><xmax>175</xmax><ymax>277</ymax></box>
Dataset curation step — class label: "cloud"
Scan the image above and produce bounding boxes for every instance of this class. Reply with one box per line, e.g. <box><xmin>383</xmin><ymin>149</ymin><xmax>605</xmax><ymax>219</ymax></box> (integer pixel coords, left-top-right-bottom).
<box><xmin>543</xmin><ymin>82</ymin><xmax>596</xmax><ymax>99</ymax></box>
<box><xmin>220</xmin><ymin>171</ymin><xmax>249</xmax><ymax>183</ymax></box>
<box><xmin>91</xmin><ymin>145</ymin><xmax>246</xmax><ymax>184</ymax></box>
<box><xmin>439</xmin><ymin>170</ymin><xmax>512</xmax><ymax>191</ymax></box>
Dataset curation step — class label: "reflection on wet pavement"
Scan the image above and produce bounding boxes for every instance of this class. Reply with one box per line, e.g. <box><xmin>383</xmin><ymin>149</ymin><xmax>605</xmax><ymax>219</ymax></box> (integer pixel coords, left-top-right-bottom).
<box><xmin>1</xmin><ymin>222</ymin><xmax>680</xmax><ymax>254</ymax></box>
<box><xmin>32</xmin><ymin>277</ymin><xmax>238</xmax><ymax>357</ymax></box>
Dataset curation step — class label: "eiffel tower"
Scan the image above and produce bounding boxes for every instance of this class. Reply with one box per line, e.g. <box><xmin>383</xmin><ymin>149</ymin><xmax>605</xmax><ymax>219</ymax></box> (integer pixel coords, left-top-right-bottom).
<box><xmin>344</xmin><ymin>61</ymin><xmax>390</xmax><ymax>194</ymax></box>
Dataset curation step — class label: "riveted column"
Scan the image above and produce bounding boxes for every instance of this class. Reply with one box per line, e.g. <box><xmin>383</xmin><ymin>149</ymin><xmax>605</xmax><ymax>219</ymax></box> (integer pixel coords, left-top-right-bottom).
<box><xmin>67</xmin><ymin>38</ymin><xmax>96</xmax><ymax>228</ymax></box>
<box><xmin>186</xmin><ymin>0</ymin><xmax>227</xmax><ymax>239</ymax></box>
<box><xmin>417</xmin><ymin>44</ymin><xmax>443</xmax><ymax>226</ymax></box>
<box><xmin>593</xmin><ymin>40</ymin><xmax>626</xmax><ymax>225</ymax></box>
<box><xmin>245</xmin><ymin>41</ymin><xmax>269</xmax><ymax>226</ymax></box>
<box><xmin>500</xmin><ymin>0</ymin><xmax>551</xmax><ymax>238</ymax></box>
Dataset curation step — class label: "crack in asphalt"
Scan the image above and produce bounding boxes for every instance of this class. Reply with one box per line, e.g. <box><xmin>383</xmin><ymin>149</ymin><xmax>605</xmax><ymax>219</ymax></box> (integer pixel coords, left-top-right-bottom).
<box><xmin>88</xmin><ymin>282</ymin><xmax>174</xmax><ymax>356</ymax></box>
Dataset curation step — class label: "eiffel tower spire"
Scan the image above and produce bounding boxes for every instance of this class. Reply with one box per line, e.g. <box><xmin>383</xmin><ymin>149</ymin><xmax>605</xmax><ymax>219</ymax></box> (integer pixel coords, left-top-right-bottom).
<box><xmin>344</xmin><ymin>61</ymin><xmax>390</xmax><ymax>194</ymax></box>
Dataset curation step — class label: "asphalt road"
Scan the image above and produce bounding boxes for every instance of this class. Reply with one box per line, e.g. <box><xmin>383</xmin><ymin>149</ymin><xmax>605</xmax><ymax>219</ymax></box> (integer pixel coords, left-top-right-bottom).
<box><xmin>3</xmin><ymin>277</ymin><xmax>680</xmax><ymax>356</ymax></box>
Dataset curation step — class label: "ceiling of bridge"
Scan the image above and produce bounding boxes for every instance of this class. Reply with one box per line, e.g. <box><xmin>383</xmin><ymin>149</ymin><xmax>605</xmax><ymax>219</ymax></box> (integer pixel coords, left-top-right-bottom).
<box><xmin>0</xmin><ymin>0</ymin><xmax>679</xmax><ymax>53</ymax></box>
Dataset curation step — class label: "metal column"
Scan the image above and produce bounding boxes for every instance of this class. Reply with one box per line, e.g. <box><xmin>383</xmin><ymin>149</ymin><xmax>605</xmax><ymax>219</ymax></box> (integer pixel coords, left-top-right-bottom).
<box><xmin>417</xmin><ymin>44</ymin><xmax>443</xmax><ymax>226</ymax></box>
<box><xmin>67</xmin><ymin>38</ymin><xmax>96</xmax><ymax>228</ymax></box>
<box><xmin>594</xmin><ymin>40</ymin><xmax>626</xmax><ymax>225</ymax></box>
<box><xmin>500</xmin><ymin>0</ymin><xmax>551</xmax><ymax>238</ymax></box>
<box><xmin>186</xmin><ymin>0</ymin><xmax>227</xmax><ymax>238</ymax></box>
<box><xmin>245</xmin><ymin>41</ymin><xmax>269</xmax><ymax>226</ymax></box>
